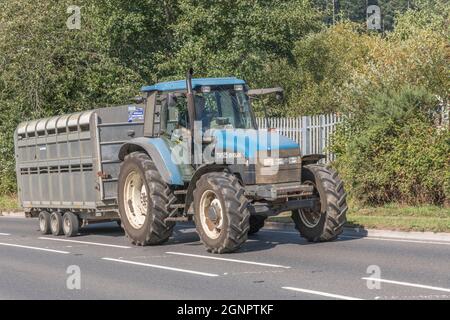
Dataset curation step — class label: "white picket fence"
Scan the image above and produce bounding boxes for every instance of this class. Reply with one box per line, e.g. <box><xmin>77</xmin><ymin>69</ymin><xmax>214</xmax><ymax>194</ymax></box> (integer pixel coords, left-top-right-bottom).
<box><xmin>256</xmin><ymin>114</ymin><xmax>343</xmax><ymax>163</ymax></box>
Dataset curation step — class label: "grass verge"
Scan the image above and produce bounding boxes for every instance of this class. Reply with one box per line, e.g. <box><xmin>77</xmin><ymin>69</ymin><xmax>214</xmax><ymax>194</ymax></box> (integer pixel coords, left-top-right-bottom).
<box><xmin>268</xmin><ymin>204</ymin><xmax>450</xmax><ymax>233</ymax></box>
<box><xmin>0</xmin><ymin>194</ymin><xmax>19</xmax><ymax>210</ymax></box>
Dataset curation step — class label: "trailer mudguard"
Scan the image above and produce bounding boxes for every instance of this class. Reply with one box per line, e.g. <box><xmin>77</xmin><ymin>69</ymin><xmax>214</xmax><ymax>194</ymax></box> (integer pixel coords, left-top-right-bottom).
<box><xmin>118</xmin><ymin>137</ymin><xmax>184</xmax><ymax>186</ymax></box>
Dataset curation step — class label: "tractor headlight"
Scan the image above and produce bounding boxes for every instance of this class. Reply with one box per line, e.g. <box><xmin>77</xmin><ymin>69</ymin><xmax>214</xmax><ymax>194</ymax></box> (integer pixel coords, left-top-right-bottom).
<box><xmin>288</xmin><ymin>156</ymin><xmax>301</xmax><ymax>164</ymax></box>
<box><xmin>262</xmin><ymin>156</ymin><xmax>300</xmax><ymax>166</ymax></box>
<box><xmin>262</xmin><ymin>158</ymin><xmax>286</xmax><ymax>166</ymax></box>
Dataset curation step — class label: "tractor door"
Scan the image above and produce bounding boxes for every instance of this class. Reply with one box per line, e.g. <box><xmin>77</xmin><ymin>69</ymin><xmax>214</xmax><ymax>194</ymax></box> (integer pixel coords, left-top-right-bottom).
<box><xmin>143</xmin><ymin>92</ymin><xmax>164</xmax><ymax>137</ymax></box>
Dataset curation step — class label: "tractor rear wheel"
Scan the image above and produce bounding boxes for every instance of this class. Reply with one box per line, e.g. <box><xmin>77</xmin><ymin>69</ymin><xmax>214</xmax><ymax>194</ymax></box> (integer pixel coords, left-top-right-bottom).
<box><xmin>118</xmin><ymin>152</ymin><xmax>176</xmax><ymax>246</ymax></box>
<box><xmin>291</xmin><ymin>164</ymin><xmax>347</xmax><ymax>242</ymax></box>
<box><xmin>193</xmin><ymin>172</ymin><xmax>250</xmax><ymax>254</ymax></box>
<box><xmin>248</xmin><ymin>215</ymin><xmax>267</xmax><ymax>235</ymax></box>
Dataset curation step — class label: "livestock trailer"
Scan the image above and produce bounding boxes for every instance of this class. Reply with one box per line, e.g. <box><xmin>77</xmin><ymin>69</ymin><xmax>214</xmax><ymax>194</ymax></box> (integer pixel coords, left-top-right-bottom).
<box><xmin>14</xmin><ymin>104</ymin><xmax>145</xmax><ymax>234</ymax></box>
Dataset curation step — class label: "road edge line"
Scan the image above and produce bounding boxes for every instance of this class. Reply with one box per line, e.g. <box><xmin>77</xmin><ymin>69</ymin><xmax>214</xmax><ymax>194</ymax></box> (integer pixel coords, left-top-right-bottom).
<box><xmin>361</xmin><ymin>277</ymin><xmax>450</xmax><ymax>293</ymax></box>
<box><xmin>282</xmin><ymin>286</ymin><xmax>364</xmax><ymax>300</ymax></box>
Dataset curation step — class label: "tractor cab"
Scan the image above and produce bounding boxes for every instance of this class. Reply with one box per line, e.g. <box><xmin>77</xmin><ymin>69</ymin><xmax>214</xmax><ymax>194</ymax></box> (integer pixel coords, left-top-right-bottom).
<box><xmin>141</xmin><ymin>77</ymin><xmax>256</xmax><ymax>136</ymax></box>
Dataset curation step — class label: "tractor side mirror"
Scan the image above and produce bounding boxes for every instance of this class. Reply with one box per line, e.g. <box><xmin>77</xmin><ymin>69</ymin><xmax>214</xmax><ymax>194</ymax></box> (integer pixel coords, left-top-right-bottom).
<box><xmin>247</xmin><ymin>87</ymin><xmax>284</xmax><ymax>102</ymax></box>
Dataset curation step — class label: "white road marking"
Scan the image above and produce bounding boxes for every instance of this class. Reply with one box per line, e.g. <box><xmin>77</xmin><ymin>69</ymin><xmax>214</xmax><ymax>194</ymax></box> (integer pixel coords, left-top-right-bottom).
<box><xmin>39</xmin><ymin>237</ymin><xmax>131</xmax><ymax>249</ymax></box>
<box><xmin>282</xmin><ymin>286</ymin><xmax>364</xmax><ymax>300</ymax></box>
<box><xmin>0</xmin><ymin>242</ymin><xmax>70</xmax><ymax>254</ymax></box>
<box><xmin>340</xmin><ymin>235</ymin><xmax>450</xmax><ymax>246</ymax></box>
<box><xmin>361</xmin><ymin>277</ymin><xmax>450</xmax><ymax>293</ymax></box>
<box><xmin>102</xmin><ymin>257</ymin><xmax>219</xmax><ymax>277</ymax></box>
<box><xmin>0</xmin><ymin>233</ymin><xmax>11</xmax><ymax>236</ymax></box>
<box><xmin>166</xmin><ymin>251</ymin><xmax>291</xmax><ymax>269</ymax></box>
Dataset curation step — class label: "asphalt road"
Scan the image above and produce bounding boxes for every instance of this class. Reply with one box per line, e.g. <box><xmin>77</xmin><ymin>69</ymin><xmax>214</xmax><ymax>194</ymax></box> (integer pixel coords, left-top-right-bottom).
<box><xmin>0</xmin><ymin>216</ymin><xmax>449</xmax><ymax>300</ymax></box>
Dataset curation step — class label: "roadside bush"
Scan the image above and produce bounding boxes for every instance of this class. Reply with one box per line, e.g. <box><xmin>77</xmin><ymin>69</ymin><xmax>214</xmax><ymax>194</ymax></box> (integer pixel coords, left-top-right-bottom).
<box><xmin>266</xmin><ymin>0</ymin><xmax>449</xmax><ymax>116</ymax></box>
<box><xmin>331</xmin><ymin>87</ymin><xmax>450</xmax><ymax>206</ymax></box>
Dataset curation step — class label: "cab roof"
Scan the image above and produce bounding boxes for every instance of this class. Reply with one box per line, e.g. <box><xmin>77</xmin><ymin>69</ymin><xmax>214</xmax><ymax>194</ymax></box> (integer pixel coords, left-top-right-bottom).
<box><xmin>141</xmin><ymin>77</ymin><xmax>246</xmax><ymax>92</ymax></box>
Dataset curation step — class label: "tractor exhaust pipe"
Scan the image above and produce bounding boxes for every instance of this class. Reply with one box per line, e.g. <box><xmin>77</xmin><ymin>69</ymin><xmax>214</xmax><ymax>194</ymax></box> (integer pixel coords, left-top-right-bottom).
<box><xmin>186</xmin><ymin>68</ymin><xmax>194</xmax><ymax>95</ymax></box>
<box><xmin>186</xmin><ymin>68</ymin><xmax>196</xmax><ymax>131</ymax></box>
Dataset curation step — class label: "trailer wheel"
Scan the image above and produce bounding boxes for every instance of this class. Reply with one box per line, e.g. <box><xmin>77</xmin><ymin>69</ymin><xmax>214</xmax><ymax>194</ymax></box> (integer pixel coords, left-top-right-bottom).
<box><xmin>193</xmin><ymin>172</ymin><xmax>250</xmax><ymax>254</ymax></box>
<box><xmin>38</xmin><ymin>211</ymin><xmax>51</xmax><ymax>235</ymax></box>
<box><xmin>291</xmin><ymin>164</ymin><xmax>347</xmax><ymax>242</ymax></box>
<box><xmin>248</xmin><ymin>215</ymin><xmax>267</xmax><ymax>235</ymax></box>
<box><xmin>118</xmin><ymin>152</ymin><xmax>176</xmax><ymax>246</ymax></box>
<box><xmin>62</xmin><ymin>212</ymin><xmax>79</xmax><ymax>237</ymax></box>
<box><xmin>50</xmin><ymin>212</ymin><xmax>64</xmax><ymax>236</ymax></box>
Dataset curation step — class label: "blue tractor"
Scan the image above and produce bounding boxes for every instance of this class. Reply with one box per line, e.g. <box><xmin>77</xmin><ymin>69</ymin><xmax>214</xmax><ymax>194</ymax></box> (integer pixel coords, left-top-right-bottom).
<box><xmin>117</xmin><ymin>70</ymin><xmax>348</xmax><ymax>253</ymax></box>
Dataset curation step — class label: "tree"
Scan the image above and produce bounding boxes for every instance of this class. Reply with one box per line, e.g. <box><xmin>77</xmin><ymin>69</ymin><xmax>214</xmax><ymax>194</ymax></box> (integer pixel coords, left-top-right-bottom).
<box><xmin>154</xmin><ymin>0</ymin><xmax>323</xmax><ymax>84</ymax></box>
<box><xmin>0</xmin><ymin>1</ymin><xmax>154</xmax><ymax>193</ymax></box>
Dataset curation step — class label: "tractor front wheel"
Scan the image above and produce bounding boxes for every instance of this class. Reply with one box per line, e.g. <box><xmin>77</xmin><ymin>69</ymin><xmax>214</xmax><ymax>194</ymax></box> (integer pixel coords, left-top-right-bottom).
<box><xmin>291</xmin><ymin>164</ymin><xmax>347</xmax><ymax>242</ymax></box>
<box><xmin>193</xmin><ymin>172</ymin><xmax>250</xmax><ymax>254</ymax></box>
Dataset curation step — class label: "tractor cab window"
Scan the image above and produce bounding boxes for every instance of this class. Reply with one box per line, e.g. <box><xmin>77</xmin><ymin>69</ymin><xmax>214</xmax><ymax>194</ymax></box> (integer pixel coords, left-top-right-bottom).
<box><xmin>195</xmin><ymin>85</ymin><xmax>255</xmax><ymax>131</ymax></box>
<box><xmin>161</xmin><ymin>93</ymin><xmax>189</xmax><ymax>137</ymax></box>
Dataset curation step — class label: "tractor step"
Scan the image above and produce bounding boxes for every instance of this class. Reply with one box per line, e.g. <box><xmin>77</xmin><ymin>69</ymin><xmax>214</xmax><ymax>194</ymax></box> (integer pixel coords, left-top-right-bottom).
<box><xmin>174</xmin><ymin>190</ymin><xmax>187</xmax><ymax>195</ymax></box>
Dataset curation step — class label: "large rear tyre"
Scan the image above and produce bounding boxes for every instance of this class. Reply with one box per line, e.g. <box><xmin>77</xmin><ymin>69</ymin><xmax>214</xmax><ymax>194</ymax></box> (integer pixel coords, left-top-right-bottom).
<box><xmin>118</xmin><ymin>152</ymin><xmax>176</xmax><ymax>246</ymax></box>
<box><xmin>292</xmin><ymin>164</ymin><xmax>347</xmax><ymax>242</ymax></box>
<box><xmin>62</xmin><ymin>212</ymin><xmax>79</xmax><ymax>237</ymax></box>
<box><xmin>38</xmin><ymin>211</ymin><xmax>51</xmax><ymax>235</ymax></box>
<box><xmin>193</xmin><ymin>172</ymin><xmax>250</xmax><ymax>254</ymax></box>
<box><xmin>50</xmin><ymin>212</ymin><xmax>63</xmax><ymax>236</ymax></box>
<box><xmin>248</xmin><ymin>215</ymin><xmax>267</xmax><ymax>235</ymax></box>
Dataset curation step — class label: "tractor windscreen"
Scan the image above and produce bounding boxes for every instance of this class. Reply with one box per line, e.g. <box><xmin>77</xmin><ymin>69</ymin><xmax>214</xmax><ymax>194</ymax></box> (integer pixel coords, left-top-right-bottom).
<box><xmin>195</xmin><ymin>85</ymin><xmax>255</xmax><ymax>131</ymax></box>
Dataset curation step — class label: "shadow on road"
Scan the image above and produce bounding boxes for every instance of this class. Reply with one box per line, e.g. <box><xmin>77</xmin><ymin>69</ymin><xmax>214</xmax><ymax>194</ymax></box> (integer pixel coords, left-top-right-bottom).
<box><xmin>78</xmin><ymin>222</ymin><xmax>125</xmax><ymax>238</ymax></box>
<box><xmin>75</xmin><ymin>221</ymin><xmax>366</xmax><ymax>252</ymax></box>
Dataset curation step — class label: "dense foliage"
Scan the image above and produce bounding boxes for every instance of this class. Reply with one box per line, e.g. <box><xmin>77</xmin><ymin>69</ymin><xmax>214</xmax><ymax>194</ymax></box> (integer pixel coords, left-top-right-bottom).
<box><xmin>0</xmin><ymin>0</ymin><xmax>448</xmax><ymax>207</ymax></box>
<box><xmin>331</xmin><ymin>87</ymin><xmax>449</xmax><ymax>205</ymax></box>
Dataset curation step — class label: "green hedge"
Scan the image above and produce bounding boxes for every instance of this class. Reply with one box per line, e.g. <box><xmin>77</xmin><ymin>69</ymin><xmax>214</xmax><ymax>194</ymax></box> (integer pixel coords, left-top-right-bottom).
<box><xmin>331</xmin><ymin>87</ymin><xmax>449</xmax><ymax>206</ymax></box>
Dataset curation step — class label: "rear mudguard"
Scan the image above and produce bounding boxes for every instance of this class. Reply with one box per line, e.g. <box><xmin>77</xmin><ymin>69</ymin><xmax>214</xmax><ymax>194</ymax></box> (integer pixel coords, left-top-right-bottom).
<box><xmin>118</xmin><ymin>137</ymin><xmax>184</xmax><ymax>186</ymax></box>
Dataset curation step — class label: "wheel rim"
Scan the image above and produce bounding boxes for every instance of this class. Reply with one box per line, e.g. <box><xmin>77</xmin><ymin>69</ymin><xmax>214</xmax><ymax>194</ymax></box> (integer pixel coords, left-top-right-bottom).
<box><xmin>39</xmin><ymin>215</ymin><xmax>46</xmax><ymax>231</ymax></box>
<box><xmin>123</xmin><ymin>170</ymin><xmax>148</xmax><ymax>229</ymax></box>
<box><xmin>199</xmin><ymin>190</ymin><xmax>223</xmax><ymax>240</ymax></box>
<box><xmin>299</xmin><ymin>180</ymin><xmax>322</xmax><ymax>228</ymax></box>
<box><xmin>63</xmin><ymin>215</ymin><xmax>71</xmax><ymax>233</ymax></box>
<box><xmin>51</xmin><ymin>215</ymin><xmax>59</xmax><ymax>232</ymax></box>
